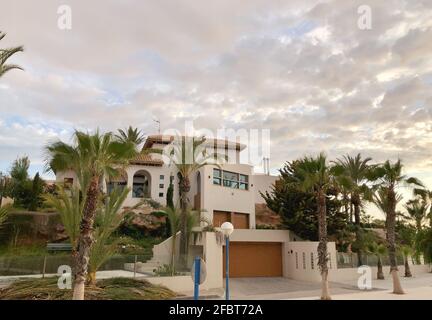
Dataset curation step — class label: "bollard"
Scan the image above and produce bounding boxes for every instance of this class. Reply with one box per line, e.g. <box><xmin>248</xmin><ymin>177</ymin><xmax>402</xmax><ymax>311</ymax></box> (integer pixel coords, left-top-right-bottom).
<box><xmin>193</xmin><ymin>257</ymin><xmax>201</xmax><ymax>300</ymax></box>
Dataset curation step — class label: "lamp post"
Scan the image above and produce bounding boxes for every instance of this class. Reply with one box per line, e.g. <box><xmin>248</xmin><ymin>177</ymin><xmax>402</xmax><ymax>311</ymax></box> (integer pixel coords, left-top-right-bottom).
<box><xmin>221</xmin><ymin>221</ymin><xmax>234</xmax><ymax>300</ymax></box>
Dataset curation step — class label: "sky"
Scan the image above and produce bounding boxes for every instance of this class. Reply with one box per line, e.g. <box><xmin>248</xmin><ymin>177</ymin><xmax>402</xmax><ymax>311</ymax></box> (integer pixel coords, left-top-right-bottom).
<box><xmin>0</xmin><ymin>0</ymin><xmax>431</xmax><ymax>217</ymax></box>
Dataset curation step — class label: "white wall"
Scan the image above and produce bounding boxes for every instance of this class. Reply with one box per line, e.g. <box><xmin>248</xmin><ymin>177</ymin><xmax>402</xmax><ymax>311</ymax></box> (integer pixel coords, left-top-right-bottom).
<box><xmin>201</xmin><ymin>164</ymin><xmax>256</xmax><ymax>228</ymax></box>
<box><xmin>286</xmin><ymin>242</ymin><xmax>337</xmax><ymax>282</ymax></box>
<box><xmin>330</xmin><ymin>264</ymin><xmax>431</xmax><ymax>282</ymax></box>
<box><xmin>0</xmin><ymin>197</ymin><xmax>13</xmax><ymax>207</ymax></box>
<box><xmin>252</xmin><ymin>174</ymin><xmax>278</xmax><ymax>204</ymax></box>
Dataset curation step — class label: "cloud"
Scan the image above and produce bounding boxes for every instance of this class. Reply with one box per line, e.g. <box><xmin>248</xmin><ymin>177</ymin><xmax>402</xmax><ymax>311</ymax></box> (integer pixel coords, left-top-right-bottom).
<box><xmin>0</xmin><ymin>0</ymin><xmax>431</xmax><ymax>200</ymax></box>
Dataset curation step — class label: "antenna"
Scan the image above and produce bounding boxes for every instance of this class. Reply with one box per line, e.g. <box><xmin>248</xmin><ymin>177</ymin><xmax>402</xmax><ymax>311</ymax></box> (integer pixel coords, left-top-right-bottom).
<box><xmin>153</xmin><ymin>118</ymin><xmax>161</xmax><ymax>134</ymax></box>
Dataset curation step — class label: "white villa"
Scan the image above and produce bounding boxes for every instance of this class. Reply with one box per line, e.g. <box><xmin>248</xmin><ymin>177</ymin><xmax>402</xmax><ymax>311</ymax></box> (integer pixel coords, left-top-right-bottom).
<box><xmin>55</xmin><ymin>134</ymin><xmax>429</xmax><ymax>292</ymax></box>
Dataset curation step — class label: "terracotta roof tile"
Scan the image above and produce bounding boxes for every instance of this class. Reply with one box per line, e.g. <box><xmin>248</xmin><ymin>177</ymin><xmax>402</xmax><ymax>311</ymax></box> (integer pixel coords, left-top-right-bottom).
<box><xmin>129</xmin><ymin>153</ymin><xmax>164</xmax><ymax>166</ymax></box>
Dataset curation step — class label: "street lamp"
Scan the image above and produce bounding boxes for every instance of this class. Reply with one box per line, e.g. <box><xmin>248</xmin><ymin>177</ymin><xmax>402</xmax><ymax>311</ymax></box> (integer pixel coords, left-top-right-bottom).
<box><xmin>221</xmin><ymin>221</ymin><xmax>234</xmax><ymax>300</ymax></box>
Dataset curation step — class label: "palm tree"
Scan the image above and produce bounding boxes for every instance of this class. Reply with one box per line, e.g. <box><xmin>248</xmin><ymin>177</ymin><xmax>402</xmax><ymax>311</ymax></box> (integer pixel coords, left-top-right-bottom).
<box><xmin>413</xmin><ymin>188</ymin><xmax>432</xmax><ymax>227</ymax></box>
<box><xmin>166</xmin><ymin>135</ymin><xmax>225</xmax><ymax>268</ymax></box>
<box><xmin>400</xmin><ymin>245</ymin><xmax>413</xmax><ymax>277</ymax></box>
<box><xmin>116</xmin><ymin>126</ymin><xmax>145</xmax><ymax>148</ymax></box>
<box><xmin>293</xmin><ymin>153</ymin><xmax>335</xmax><ymax>300</ymax></box>
<box><xmin>405</xmin><ymin>198</ymin><xmax>429</xmax><ymax>233</ymax></box>
<box><xmin>404</xmin><ymin>198</ymin><xmax>429</xmax><ymax>264</ymax></box>
<box><xmin>333</xmin><ymin>154</ymin><xmax>374</xmax><ymax>266</ymax></box>
<box><xmin>45</xmin><ymin>130</ymin><xmax>136</xmax><ymax>300</ymax></box>
<box><xmin>87</xmin><ymin>187</ymin><xmax>130</xmax><ymax>285</ymax></box>
<box><xmin>0</xmin><ymin>31</ymin><xmax>23</xmax><ymax>78</ymax></box>
<box><xmin>371</xmin><ymin>160</ymin><xmax>424</xmax><ymax>294</ymax></box>
<box><xmin>367</xmin><ymin>242</ymin><xmax>387</xmax><ymax>279</ymax></box>
<box><xmin>0</xmin><ymin>205</ymin><xmax>9</xmax><ymax>228</ymax></box>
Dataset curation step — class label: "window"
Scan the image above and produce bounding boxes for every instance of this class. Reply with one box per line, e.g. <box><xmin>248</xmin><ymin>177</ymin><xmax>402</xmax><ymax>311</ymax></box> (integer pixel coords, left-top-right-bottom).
<box><xmin>159</xmin><ymin>183</ymin><xmax>164</xmax><ymax>188</ymax></box>
<box><xmin>239</xmin><ymin>174</ymin><xmax>248</xmax><ymax>190</ymax></box>
<box><xmin>213</xmin><ymin>169</ymin><xmax>221</xmax><ymax>185</ymax></box>
<box><xmin>159</xmin><ymin>192</ymin><xmax>164</xmax><ymax>197</ymax></box>
<box><xmin>170</xmin><ymin>175</ymin><xmax>174</xmax><ymax>183</ymax></box>
<box><xmin>311</xmin><ymin>252</ymin><xmax>314</xmax><ymax>270</ymax></box>
<box><xmin>295</xmin><ymin>252</ymin><xmax>298</xmax><ymax>269</ymax></box>
<box><xmin>212</xmin><ymin>169</ymin><xmax>249</xmax><ymax>190</ymax></box>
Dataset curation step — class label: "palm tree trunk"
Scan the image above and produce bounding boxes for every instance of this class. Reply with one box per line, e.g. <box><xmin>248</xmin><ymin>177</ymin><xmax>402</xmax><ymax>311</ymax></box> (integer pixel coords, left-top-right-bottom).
<box><xmin>404</xmin><ymin>256</ymin><xmax>412</xmax><ymax>277</ymax></box>
<box><xmin>387</xmin><ymin>188</ymin><xmax>404</xmax><ymax>294</ymax></box>
<box><xmin>171</xmin><ymin>233</ymin><xmax>176</xmax><ymax>276</ymax></box>
<box><xmin>178</xmin><ymin>176</ymin><xmax>190</xmax><ymax>270</ymax></box>
<box><xmin>72</xmin><ymin>176</ymin><xmax>100</xmax><ymax>300</ymax></box>
<box><xmin>352</xmin><ymin>195</ymin><xmax>363</xmax><ymax>266</ymax></box>
<box><xmin>317</xmin><ymin>190</ymin><xmax>331</xmax><ymax>300</ymax></box>
<box><xmin>377</xmin><ymin>256</ymin><xmax>384</xmax><ymax>279</ymax></box>
<box><xmin>86</xmin><ymin>271</ymin><xmax>97</xmax><ymax>286</ymax></box>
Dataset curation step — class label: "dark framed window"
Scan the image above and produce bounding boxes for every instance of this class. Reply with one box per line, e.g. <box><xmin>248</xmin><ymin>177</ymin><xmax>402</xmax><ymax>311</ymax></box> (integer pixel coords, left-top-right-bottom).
<box><xmin>159</xmin><ymin>192</ymin><xmax>164</xmax><ymax>197</ymax></box>
<box><xmin>212</xmin><ymin>169</ymin><xmax>249</xmax><ymax>190</ymax></box>
<box><xmin>213</xmin><ymin>169</ymin><xmax>222</xmax><ymax>185</ymax></box>
<box><xmin>159</xmin><ymin>183</ymin><xmax>164</xmax><ymax>188</ymax></box>
<box><xmin>160</xmin><ymin>175</ymin><xmax>164</xmax><ymax>180</ymax></box>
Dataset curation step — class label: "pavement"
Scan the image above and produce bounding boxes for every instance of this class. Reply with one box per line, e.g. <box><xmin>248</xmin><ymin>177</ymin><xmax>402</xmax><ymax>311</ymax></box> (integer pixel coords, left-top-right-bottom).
<box><xmin>1</xmin><ymin>269</ymin><xmax>431</xmax><ymax>300</ymax></box>
<box><xmin>225</xmin><ymin>272</ymin><xmax>432</xmax><ymax>300</ymax></box>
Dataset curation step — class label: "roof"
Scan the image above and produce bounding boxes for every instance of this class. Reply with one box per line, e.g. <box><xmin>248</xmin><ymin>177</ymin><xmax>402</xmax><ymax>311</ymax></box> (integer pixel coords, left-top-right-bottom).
<box><xmin>129</xmin><ymin>153</ymin><xmax>164</xmax><ymax>166</ymax></box>
<box><xmin>143</xmin><ymin>134</ymin><xmax>246</xmax><ymax>151</ymax></box>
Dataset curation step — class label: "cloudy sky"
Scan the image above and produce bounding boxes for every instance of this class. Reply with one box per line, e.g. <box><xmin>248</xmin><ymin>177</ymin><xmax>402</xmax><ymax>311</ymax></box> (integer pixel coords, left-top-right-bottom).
<box><xmin>1</xmin><ymin>0</ymin><xmax>431</xmax><ymax>208</ymax></box>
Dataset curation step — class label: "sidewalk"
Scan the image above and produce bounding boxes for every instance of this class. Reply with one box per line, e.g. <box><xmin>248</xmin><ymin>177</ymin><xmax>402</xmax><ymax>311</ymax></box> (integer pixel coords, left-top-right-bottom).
<box><xmin>292</xmin><ymin>286</ymin><xmax>432</xmax><ymax>300</ymax></box>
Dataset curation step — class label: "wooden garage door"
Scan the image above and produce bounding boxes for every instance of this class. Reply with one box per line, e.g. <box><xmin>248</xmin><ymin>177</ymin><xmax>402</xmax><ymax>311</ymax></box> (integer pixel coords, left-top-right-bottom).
<box><xmin>223</xmin><ymin>242</ymin><xmax>282</xmax><ymax>277</ymax></box>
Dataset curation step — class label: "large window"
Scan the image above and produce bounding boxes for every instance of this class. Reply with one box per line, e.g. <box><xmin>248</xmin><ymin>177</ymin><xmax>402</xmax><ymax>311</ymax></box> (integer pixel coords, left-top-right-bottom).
<box><xmin>213</xmin><ymin>169</ymin><xmax>248</xmax><ymax>190</ymax></box>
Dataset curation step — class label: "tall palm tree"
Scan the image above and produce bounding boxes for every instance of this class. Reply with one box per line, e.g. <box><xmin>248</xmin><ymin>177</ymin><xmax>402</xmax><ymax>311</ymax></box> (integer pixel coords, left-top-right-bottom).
<box><xmin>293</xmin><ymin>153</ymin><xmax>335</xmax><ymax>300</ymax></box>
<box><xmin>333</xmin><ymin>154</ymin><xmax>374</xmax><ymax>266</ymax></box>
<box><xmin>45</xmin><ymin>130</ymin><xmax>136</xmax><ymax>300</ymax></box>
<box><xmin>371</xmin><ymin>160</ymin><xmax>424</xmax><ymax>294</ymax></box>
<box><xmin>166</xmin><ymin>136</ymin><xmax>225</xmax><ymax>267</ymax></box>
<box><xmin>116</xmin><ymin>126</ymin><xmax>145</xmax><ymax>148</ymax></box>
<box><xmin>0</xmin><ymin>31</ymin><xmax>23</xmax><ymax>78</ymax></box>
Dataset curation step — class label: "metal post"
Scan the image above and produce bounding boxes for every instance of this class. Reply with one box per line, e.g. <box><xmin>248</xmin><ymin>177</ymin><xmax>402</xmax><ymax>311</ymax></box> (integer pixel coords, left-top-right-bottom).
<box><xmin>193</xmin><ymin>257</ymin><xmax>201</xmax><ymax>300</ymax></box>
<box><xmin>134</xmin><ymin>255</ymin><xmax>137</xmax><ymax>278</ymax></box>
<box><xmin>225</xmin><ymin>236</ymin><xmax>230</xmax><ymax>300</ymax></box>
<box><xmin>42</xmin><ymin>255</ymin><xmax>47</xmax><ymax>279</ymax></box>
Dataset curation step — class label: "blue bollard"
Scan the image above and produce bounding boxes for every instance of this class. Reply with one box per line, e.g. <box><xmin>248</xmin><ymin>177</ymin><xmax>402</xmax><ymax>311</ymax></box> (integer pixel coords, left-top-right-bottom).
<box><xmin>193</xmin><ymin>256</ymin><xmax>201</xmax><ymax>300</ymax></box>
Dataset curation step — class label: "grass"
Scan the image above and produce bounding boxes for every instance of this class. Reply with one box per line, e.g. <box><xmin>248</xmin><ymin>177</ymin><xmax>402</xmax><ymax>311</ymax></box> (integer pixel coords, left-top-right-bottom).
<box><xmin>0</xmin><ymin>277</ymin><xmax>177</xmax><ymax>300</ymax></box>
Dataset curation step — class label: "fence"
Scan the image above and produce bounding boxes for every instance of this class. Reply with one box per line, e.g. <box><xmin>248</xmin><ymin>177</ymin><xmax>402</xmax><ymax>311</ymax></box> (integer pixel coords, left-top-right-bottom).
<box><xmin>336</xmin><ymin>252</ymin><xmax>418</xmax><ymax>269</ymax></box>
<box><xmin>0</xmin><ymin>253</ymin><xmax>152</xmax><ymax>277</ymax></box>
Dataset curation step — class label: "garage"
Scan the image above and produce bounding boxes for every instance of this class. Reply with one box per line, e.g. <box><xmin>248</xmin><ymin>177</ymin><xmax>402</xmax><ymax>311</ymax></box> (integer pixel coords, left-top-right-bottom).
<box><xmin>223</xmin><ymin>242</ymin><xmax>283</xmax><ymax>277</ymax></box>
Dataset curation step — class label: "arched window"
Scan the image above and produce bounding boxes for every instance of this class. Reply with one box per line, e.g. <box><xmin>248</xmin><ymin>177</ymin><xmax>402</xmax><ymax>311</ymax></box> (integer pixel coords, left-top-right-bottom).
<box><xmin>132</xmin><ymin>170</ymin><xmax>151</xmax><ymax>198</ymax></box>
